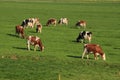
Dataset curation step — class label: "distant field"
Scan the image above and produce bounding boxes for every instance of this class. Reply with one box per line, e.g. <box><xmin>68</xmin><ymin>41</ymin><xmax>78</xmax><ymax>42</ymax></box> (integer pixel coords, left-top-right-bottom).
<box><xmin>0</xmin><ymin>0</ymin><xmax>120</xmax><ymax>80</ymax></box>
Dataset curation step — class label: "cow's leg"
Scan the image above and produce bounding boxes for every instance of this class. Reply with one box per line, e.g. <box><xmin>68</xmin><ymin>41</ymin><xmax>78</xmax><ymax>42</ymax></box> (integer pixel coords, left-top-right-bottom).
<box><xmin>76</xmin><ymin>37</ymin><xmax>80</xmax><ymax>42</ymax></box>
<box><xmin>86</xmin><ymin>54</ymin><xmax>89</xmax><ymax>59</ymax></box>
<box><xmin>96</xmin><ymin>53</ymin><xmax>100</xmax><ymax>60</ymax></box>
<box><xmin>39</xmin><ymin>28</ymin><xmax>41</xmax><ymax>33</ymax></box>
<box><xmin>40</xmin><ymin>29</ymin><xmax>42</xmax><ymax>33</ymax></box>
<box><xmin>34</xmin><ymin>46</ymin><xmax>36</xmax><ymax>51</ymax></box>
<box><xmin>54</xmin><ymin>22</ymin><xmax>56</xmax><ymax>26</ymax></box>
<box><xmin>82</xmin><ymin>48</ymin><xmax>87</xmax><ymax>59</ymax></box>
<box><xmin>88</xmin><ymin>37</ymin><xmax>91</xmax><ymax>43</ymax></box>
<box><xmin>27</xmin><ymin>41</ymin><xmax>30</xmax><ymax>51</ymax></box>
<box><xmin>83</xmin><ymin>23</ymin><xmax>86</xmax><ymax>29</ymax></box>
<box><xmin>21</xmin><ymin>34</ymin><xmax>24</xmax><ymax>38</ymax></box>
<box><xmin>38</xmin><ymin>29</ymin><xmax>40</xmax><ymax>33</ymax></box>
<box><xmin>34</xmin><ymin>45</ymin><xmax>38</xmax><ymax>51</ymax></box>
<box><xmin>19</xmin><ymin>33</ymin><xmax>21</xmax><ymax>37</ymax></box>
<box><xmin>94</xmin><ymin>53</ymin><xmax>97</xmax><ymax>60</ymax></box>
<box><xmin>54</xmin><ymin>23</ymin><xmax>56</xmax><ymax>26</ymax></box>
<box><xmin>81</xmin><ymin>39</ymin><xmax>85</xmax><ymax>43</ymax></box>
<box><xmin>31</xmin><ymin>24</ymin><xmax>34</xmax><ymax>28</ymax></box>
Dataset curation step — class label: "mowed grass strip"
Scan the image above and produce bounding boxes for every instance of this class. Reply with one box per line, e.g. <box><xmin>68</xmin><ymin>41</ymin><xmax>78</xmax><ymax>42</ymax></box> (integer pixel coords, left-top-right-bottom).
<box><xmin>0</xmin><ymin>1</ymin><xmax>120</xmax><ymax>80</ymax></box>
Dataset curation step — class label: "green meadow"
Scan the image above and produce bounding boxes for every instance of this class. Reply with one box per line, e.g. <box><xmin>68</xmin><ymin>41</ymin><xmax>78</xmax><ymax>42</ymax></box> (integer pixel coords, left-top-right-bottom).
<box><xmin>0</xmin><ymin>0</ymin><xmax>120</xmax><ymax>80</ymax></box>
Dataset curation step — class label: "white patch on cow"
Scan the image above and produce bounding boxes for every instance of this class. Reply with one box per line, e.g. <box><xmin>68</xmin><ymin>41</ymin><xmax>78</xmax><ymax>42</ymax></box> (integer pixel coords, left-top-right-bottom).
<box><xmin>31</xmin><ymin>42</ymin><xmax>35</xmax><ymax>45</ymax></box>
<box><xmin>80</xmin><ymin>23</ymin><xmax>84</xmax><ymax>26</ymax></box>
<box><xmin>96</xmin><ymin>53</ymin><xmax>100</xmax><ymax>56</ymax></box>
<box><xmin>103</xmin><ymin>53</ymin><xmax>106</xmax><ymax>60</ymax></box>
<box><xmin>35</xmin><ymin>36</ymin><xmax>39</xmax><ymax>41</ymax></box>
<box><xmin>29</xmin><ymin>36</ymin><xmax>32</xmax><ymax>39</ymax></box>
<box><xmin>59</xmin><ymin>18</ymin><xmax>68</xmax><ymax>25</ymax></box>
<box><xmin>89</xmin><ymin>51</ymin><xmax>93</xmax><ymax>54</ymax></box>
<box><xmin>84</xmin><ymin>31</ymin><xmax>92</xmax><ymax>43</ymax></box>
<box><xmin>28</xmin><ymin>22</ymin><xmax>33</xmax><ymax>28</ymax></box>
<box><xmin>84</xmin><ymin>33</ymin><xmax>88</xmax><ymax>40</ymax></box>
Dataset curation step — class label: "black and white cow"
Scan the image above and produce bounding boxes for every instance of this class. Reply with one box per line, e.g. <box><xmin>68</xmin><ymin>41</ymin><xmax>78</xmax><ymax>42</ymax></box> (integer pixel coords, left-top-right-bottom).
<box><xmin>21</xmin><ymin>18</ymin><xmax>40</xmax><ymax>28</ymax></box>
<box><xmin>76</xmin><ymin>31</ymin><xmax>92</xmax><ymax>43</ymax></box>
<box><xmin>21</xmin><ymin>19</ymin><xmax>29</xmax><ymax>28</ymax></box>
<box><xmin>58</xmin><ymin>18</ymin><xmax>68</xmax><ymax>25</ymax></box>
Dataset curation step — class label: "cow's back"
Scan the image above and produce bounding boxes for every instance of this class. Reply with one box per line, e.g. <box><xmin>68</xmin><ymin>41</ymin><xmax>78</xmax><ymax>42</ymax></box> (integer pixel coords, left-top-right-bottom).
<box><xmin>85</xmin><ymin>44</ymin><xmax>104</xmax><ymax>54</ymax></box>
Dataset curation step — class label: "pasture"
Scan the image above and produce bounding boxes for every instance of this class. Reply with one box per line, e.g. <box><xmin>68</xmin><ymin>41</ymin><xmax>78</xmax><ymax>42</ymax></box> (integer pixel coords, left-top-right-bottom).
<box><xmin>0</xmin><ymin>0</ymin><xmax>120</xmax><ymax>80</ymax></box>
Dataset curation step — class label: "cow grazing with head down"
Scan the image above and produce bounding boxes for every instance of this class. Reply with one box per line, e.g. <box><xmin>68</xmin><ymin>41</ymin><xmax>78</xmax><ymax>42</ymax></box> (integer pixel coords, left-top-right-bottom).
<box><xmin>27</xmin><ymin>36</ymin><xmax>44</xmax><ymax>51</ymax></box>
<box><xmin>75</xmin><ymin>20</ymin><xmax>86</xmax><ymax>28</ymax></box>
<box><xmin>82</xmin><ymin>44</ymin><xmax>106</xmax><ymax>60</ymax></box>
<box><xmin>21</xmin><ymin>18</ymin><xmax>40</xmax><ymax>28</ymax></box>
<box><xmin>21</xmin><ymin>19</ymin><xmax>29</xmax><ymax>28</ymax></box>
<box><xmin>76</xmin><ymin>31</ymin><xmax>92</xmax><ymax>43</ymax></box>
<box><xmin>58</xmin><ymin>18</ymin><xmax>68</xmax><ymax>25</ymax></box>
<box><xmin>46</xmin><ymin>18</ymin><xmax>57</xmax><ymax>26</ymax></box>
<box><xmin>15</xmin><ymin>25</ymin><xmax>25</xmax><ymax>38</ymax></box>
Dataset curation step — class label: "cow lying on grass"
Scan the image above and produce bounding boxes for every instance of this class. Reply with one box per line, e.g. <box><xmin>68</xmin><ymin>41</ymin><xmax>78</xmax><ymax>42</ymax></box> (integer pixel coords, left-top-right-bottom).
<box><xmin>76</xmin><ymin>31</ymin><xmax>92</xmax><ymax>43</ymax></box>
<box><xmin>82</xmin><ymin>44</ymin><xmax>106</xmax><ymax>60</ymax></box>
<box><xmin>27</xmin><ymin>36</ymin><xmax>44</xmax><ymax>51</ymax></box>
<box><xmin>15</xmin><ymin>25</ymin><xmax>25</xmax><ymax>38</ymax></box>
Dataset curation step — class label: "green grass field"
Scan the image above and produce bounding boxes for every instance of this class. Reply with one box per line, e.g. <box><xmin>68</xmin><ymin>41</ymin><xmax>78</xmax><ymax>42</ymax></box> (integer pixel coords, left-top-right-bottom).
<box><xmin>0</xmin><ymin>0</ymin><xmax>120</xmax><ymax>80</ymax></box>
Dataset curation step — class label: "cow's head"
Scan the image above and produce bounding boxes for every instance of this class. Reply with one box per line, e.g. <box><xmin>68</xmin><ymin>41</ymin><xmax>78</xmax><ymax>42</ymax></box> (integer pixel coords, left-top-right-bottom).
<box><xmin>37</xmin><ymin>39</ymin><xmax>44</xmax><ymax>52</ymax></box>
<box><xmin>102</xmin><ymin>53</ymin><xmax>106</xmax><ymax>61</ymax></box>
<box><xmin>58</xmin><ymin>20</ymin><xmax>61</xmax><ymax>24</ymax></box>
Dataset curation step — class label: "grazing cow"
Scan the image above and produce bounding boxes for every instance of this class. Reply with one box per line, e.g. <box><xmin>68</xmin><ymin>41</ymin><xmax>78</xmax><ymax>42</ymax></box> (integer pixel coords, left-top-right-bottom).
<box><xmin>75</xmin><ymin>20</ymin><xmax>86</xmax><ymax>28</ymax></box>
<box><xmin>36</xmin><ymin>23</ymin><xmax>42</xmax><ymax>33</ymax></box>
<box><xmin>21</xmin><ymin>18</ymin><xmax>40</xmax><ymax>28</ymax></box>
<box><xmin>27</xmin><ymin>36</ymin><xmax>44</xmax><ymax>51</ymax></box>
<box><xmin>15</xmin><ymin>25</ymin><xmax>25</xmax><ymax>38</ymax></box>
<box><xmin>76</xmin><ymin>31</ymin><xmax>92</xmax><ymax>43</ymax></box>
<box><xmin>58</xmin><ymin>18</ymin><xmax>68</xmax><ymax>25</ymax></box>
<box><xmin>82</xmin><ymin>44</ymin><xmax>106</xmax><ymax>60</ymax></box>
<box><xmin>46</xmin><ymin>18</ymin><xmax>57</xmax><ymax>26</ymax></box>
<box><xmin>21</xmin><ymin>19</ymin><xmax>29</xmax><ymax>28</ymax></box>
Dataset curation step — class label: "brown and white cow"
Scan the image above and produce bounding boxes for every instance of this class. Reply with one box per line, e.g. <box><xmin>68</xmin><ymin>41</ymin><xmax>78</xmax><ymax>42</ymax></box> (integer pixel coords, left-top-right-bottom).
<box><xmin>46</xmin><ymin>18</ymin><xmax>57</xmax><ymax>26</ymax></box>
<box><xmin>27</xmin><ymin>36</ymin><xmax>44</xmax><ymax>51</ymax></box>
<box><xmin>36</xmin><ymin>23</ymin><xmax>42</xmax><ymax>33</ymax></box>
<box><xmin>82</xmin><ymin>44</ymin><xmax>106</xmax><ymax>60</ymax></box>
<box><xmin>15</xmin><ymin>25</ymin><xmax>25</xmax><ymax>38</ymax></box>
<box><xmin>76</xmin><ymin>31</ymin><xmax>92</xmax><ymax>43</ymax></box>
<box><xmin>58</xmin><ymin>18</ymin><xmax>68</xmax><ymax>25</ymax></box>
<box><xmin>75</xmin><ymin>20</ymin><xmax>86</xmax><ymax>28</ymax></box>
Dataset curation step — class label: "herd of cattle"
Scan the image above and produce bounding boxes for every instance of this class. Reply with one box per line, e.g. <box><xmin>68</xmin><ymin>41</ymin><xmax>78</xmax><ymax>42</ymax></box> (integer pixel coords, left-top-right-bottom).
<box><xmin>15</xmin><ymin>17</ymin><xmax>106</xmax><ymax>61</ymax></box>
